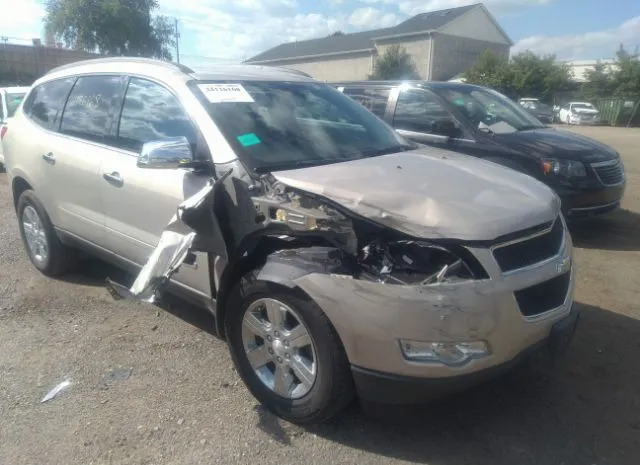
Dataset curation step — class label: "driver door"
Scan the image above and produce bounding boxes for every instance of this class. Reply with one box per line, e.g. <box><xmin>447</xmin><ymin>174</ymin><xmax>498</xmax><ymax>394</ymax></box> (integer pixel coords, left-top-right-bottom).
<box><xmin>100</xmin><ymin>77</ymin><xmax>212</xmax><ymax>299</ymax></box>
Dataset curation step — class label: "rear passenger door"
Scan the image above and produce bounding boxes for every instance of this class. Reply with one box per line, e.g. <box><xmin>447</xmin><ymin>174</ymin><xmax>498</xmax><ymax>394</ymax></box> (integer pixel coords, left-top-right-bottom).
<box><xmin>30</xmin><ymin>75</ymin><xmax>124</xmax><ymax>245</ymax></box>
<box><xmin>100</xmin><ymin>77</ymin><xmax>211</xmax><ymax>298</ymax></box>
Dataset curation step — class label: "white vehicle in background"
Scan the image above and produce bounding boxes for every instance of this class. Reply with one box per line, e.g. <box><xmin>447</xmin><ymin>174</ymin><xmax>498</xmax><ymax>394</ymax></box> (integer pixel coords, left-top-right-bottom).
<box><xmin>558</xmin><ymin>102</ymin><xmax>602</xmax><ymax>125</ymax></box>
<box><xmin>518</xmin><ymin>97</ymin><xmax>540</xmax><ymax>106</ymax></box>
<box><xmin>0</xmin><ymin>86</ymin><xmax>30</xmax><ymax>169</ymax></box>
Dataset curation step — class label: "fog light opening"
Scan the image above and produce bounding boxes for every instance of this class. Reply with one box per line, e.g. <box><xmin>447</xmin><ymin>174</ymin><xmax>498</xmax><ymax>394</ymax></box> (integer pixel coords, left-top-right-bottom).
<box><xmin>399</xmin><ymin>340</ymin><xmax>491</xmax><ymax>366</ymax></box>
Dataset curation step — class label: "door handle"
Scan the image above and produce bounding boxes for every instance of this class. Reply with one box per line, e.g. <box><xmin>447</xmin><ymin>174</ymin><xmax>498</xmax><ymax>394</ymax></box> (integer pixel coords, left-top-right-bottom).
<box><xmin>103</xmin><ymin>171</ymin><xmax>123</xmax><ymax>186</ymax></box>
<box><xmin>42</xmin><ymin>152</ymin><xmax>55</xmax><ymax>165</ymax></box>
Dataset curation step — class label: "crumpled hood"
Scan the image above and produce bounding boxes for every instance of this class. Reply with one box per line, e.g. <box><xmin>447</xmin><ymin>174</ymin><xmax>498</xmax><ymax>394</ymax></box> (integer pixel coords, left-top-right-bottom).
<box><xmin>273</xmin><ymin>148</ymin><xmax>560</xmax><ymax>242</ymax></box>
<box><xmin>574</xmin><ymin>108</ymin><xmax>599</xmax><ymax>115</ymax></box>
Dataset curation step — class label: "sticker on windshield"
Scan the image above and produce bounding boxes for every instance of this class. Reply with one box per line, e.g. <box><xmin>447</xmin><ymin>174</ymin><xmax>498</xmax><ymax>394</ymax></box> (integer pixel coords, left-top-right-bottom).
<box><xmin>237</xmin><ymin>133</ymin><xmax>261</xmax><ymax>147</ymax></box>
<box><xmin>197</xmin><ymin>84</ymin><xmax>255</xmax><ymax>103</ymax></box>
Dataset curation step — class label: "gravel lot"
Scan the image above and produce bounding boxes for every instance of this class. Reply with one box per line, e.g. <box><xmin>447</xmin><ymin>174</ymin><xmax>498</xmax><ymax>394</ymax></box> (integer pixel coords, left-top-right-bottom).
<box><xmin>1</xmin><ymin>125</ymin><xmax>639</xmax><ymax>465</ymax></box>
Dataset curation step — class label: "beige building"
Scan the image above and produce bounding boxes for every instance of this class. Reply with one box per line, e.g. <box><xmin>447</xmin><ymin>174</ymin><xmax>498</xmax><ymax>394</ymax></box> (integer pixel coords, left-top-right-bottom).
<box><xmin>0</xmin><ymin>42</ymin><xmax>98</xmax><ymax>84</ymax></box>
<box><xmin>246</xmin><ymin>3</ymin><xmax>512</xmax><ymax>82</ymax></box>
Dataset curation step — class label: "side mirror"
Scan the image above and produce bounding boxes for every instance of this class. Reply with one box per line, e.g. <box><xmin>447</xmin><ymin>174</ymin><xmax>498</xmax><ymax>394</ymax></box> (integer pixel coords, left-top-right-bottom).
<box><xmin>431</xmin><ymin>119</ymin><xmax>459</xmax><ymax>137</ymax></box>
<box><xmin>137</xmin><ymin>136</ymin><xmax>194</xmax><ymax>169</ymax></box>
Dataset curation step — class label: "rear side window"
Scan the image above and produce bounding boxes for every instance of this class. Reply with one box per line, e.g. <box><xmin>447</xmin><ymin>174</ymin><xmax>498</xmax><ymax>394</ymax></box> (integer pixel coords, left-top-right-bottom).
<box><xmin>343</xmin><ymin>87</ymin><xmax>390</xmax><ymax>118</ymax></box>
<box><xmin>116</xmin><ymin>78</ymin><xmax>197</xmax><ymax>152</ymax></box>
<box><xmin>393</xmin><ymin>89</ymin><xmax>457</xmax><ymax>134</ymax></box>
<box><xmin>60</xmin><ymin>75</ymin><xmax>123</xmax><ymax>143</ymax></box>
<box><xmin>24</xmin><ymin>78</ymin><xmax>75</xmax><ymax>131</ymax></box>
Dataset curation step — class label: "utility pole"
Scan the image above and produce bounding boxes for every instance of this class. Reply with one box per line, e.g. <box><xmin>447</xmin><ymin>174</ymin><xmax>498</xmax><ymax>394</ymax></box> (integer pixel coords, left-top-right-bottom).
<box><xmin>174</xmin><ymin>18</ymin><xmax>180</xmax><ymax>64</ymax></box>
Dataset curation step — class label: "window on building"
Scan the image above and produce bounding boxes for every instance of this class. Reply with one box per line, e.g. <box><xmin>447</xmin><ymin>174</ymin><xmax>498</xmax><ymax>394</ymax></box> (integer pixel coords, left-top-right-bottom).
<box><xmin>24</xmin><ymin>78</ymin><xmax>76</xmax><ymax>131</ymax></box>
<box><xmin>342</xmin><ymin>87</ymin><xmax>391</xmax><ymax>118</ymax></box>
<box><xmin>60</xmin><ymin>75</ymin><xmax>123</xmax><ymax>143</ymax></box>
<box><xmin>117</xmin><ymin>78</ymin><xmax>198</xmax><ymax>152</ymax></box>
<box><xmin>393</xmin><ymin>89</ymin><xmax>458</xmax><ymax>135</ymax></box>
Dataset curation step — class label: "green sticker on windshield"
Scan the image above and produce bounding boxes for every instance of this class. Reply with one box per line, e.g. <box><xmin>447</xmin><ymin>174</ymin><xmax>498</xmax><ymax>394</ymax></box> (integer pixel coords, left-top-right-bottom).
<box><xmin>237</xmin><ymin>133</ymin><xmax>261</xmax><ymax>147</ymax></box>
<box><xmin>454</xmin><ymin>98</ymin><xmax>466</xmax><ymax>106</ymax></box>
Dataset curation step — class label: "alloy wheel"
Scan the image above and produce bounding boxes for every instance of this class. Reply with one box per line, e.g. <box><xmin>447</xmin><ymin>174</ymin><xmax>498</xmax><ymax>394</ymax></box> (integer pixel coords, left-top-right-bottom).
<box><xmin>241</xmin><ymin>298</ymin><xmax>317</xmax><ymax>399</ymax></box>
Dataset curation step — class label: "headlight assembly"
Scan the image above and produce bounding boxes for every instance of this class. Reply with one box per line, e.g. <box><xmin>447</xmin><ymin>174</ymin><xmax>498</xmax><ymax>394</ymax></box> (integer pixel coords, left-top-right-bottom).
<box><xmin>543</xmin><ymin>159</ymin><xmax>587</xmax><ymax>178</ymax></box>
<box><xmin>358</xmin><ymin>240</ymin><xmax>486</xmax><ymax>285</ymax></box>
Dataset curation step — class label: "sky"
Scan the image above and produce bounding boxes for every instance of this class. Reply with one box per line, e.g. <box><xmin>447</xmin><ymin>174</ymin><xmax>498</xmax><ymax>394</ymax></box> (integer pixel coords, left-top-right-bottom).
<box><xmin>2</xmin><ymin>0</ymin><xmax>639</xmax><ymax>69</ymax></box>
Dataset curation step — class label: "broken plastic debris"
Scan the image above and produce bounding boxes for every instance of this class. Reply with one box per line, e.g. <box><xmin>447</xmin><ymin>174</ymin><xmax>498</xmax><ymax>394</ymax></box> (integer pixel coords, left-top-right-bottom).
<box><xmin>41</xmin><ymin>379</ymin><xmax>71</xmax><ymax>403</ymax></box>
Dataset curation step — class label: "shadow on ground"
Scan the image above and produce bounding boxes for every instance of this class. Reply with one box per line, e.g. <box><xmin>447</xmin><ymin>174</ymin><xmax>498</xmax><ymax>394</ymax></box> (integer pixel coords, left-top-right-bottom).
<box><xmin>258</xmin><ymin>302</ymin><xmax>640</xmax><ymax>465</ymax></box>
<box><xmin>61</xmin><ymin>258</ymin><xmax>218</xmax><ymax>335</ymax></box>
<box><xmin>58</xmin><ymin>261</ymin><xmax>640</xmax><ymax>464</ymax></box>
<box><xmin>570</xmin><ymin>208</ymin><xmax>640</xmax><ymax>252</ymax></box>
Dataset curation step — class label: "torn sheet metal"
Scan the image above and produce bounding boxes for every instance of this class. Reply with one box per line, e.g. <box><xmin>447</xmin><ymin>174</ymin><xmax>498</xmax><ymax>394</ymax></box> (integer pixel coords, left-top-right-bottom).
<box><xmin>106</xmin><ymin>170</ymin><xmax>231</xmax><ymax>304</ymax></box>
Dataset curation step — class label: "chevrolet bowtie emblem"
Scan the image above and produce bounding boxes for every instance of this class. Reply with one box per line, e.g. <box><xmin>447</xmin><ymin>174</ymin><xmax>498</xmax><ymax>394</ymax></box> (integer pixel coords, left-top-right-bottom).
<box><xmin>557</xmin><ymin>256</ymin><xmax>571</xmax><ymax>274</ymax></box>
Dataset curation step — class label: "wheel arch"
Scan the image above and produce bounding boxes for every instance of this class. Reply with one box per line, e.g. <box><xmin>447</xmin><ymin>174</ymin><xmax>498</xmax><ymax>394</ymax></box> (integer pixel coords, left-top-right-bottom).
<box><xmin>11</xmin><ymin>175</ymin><xmax>33</xmax><ymax>210</ymax></box>
<box><xmin>213</xmin><ymin>240</ymin><xmax>342</xmax><ymax>341</ymax></box>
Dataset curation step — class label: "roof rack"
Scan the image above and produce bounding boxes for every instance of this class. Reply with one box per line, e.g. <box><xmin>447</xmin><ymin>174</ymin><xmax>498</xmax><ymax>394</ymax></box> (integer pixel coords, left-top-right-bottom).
<box><xmin>45</xmin><ymin>57</ymin><xmax>195</xmax><ymax>76</ymax></box>
<box><xmin>272</xmin><ymin>66</ymin><xmax>312</xmax><ymax>78</ymax></box>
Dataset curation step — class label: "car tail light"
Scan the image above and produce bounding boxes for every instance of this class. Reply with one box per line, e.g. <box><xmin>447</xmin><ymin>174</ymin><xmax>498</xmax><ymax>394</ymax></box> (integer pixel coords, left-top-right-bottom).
<box><xmin>0</xmin><ymin>125</ymin><xmax>7</xmax><ymax>140</ymax></box>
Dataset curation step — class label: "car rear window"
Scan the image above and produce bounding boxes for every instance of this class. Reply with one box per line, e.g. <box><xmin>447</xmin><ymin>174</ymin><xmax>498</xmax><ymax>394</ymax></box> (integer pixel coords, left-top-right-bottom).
<box><xmin>6</xmin><ymin>92</ymin><xmax>26</xmax><ymax>117</ymax></box>
<box><xmin>24</xmin><ymin>78</ymin><xmax>76</xmax><ymax>131</ymax></box>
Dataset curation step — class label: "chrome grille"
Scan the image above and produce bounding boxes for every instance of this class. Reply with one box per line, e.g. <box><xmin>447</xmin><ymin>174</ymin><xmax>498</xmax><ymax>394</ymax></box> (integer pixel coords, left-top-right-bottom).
<box><xmin>592</xmin><ymin>160</ymin><xmax>624</xmax><ymax>186</ymax></box>
<box><xmin>492</xmin><ymin>217</ymin><xmax>564</xmax><ymax>274</ymax></box>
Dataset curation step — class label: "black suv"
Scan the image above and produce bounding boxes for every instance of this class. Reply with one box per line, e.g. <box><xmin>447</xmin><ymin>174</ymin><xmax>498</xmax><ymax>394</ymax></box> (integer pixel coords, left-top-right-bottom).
<box><xmin>334</xmin><ymin>81</ymin><xmax>626</xmax><ymax>219</ymax></box>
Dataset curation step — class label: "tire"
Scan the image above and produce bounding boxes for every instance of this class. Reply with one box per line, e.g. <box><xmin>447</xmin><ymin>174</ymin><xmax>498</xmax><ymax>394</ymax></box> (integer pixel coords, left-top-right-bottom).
<box><xmin>17</xmin><ymin>190</ymin><xmax>77</xmax><ymax>276</ymax></box>
<box><xmin>225</xmin><ymin>272</ymin><xmax>354</xmax><ymax>424</ymax></box>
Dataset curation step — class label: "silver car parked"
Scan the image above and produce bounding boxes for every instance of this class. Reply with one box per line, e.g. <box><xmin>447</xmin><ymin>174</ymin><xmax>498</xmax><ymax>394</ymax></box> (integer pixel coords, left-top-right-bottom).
<box><xmin>3</xmin><ymin>58</ymin><xmax>578</xmax><ymax>424</ymax></box>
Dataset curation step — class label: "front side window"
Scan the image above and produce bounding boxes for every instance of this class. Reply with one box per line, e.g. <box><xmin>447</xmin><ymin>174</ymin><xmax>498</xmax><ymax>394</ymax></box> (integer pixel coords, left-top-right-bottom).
<box><xmin>117</xmin><ymin>78</ymin><xmax>198</xmax><ymax>152</ymax></box>
<box><xmin>24</xmin><ymin>78</ymin><xmax>75</xmax><ymax>131</ymax></box>
<box><xmin>190</xmin><ymin>81</ymin><xmax>411</xmax><ymax>172</ymax></box>
<box><xmin>435</xmin><ymin>86</ymin><xmax>545</xmax><ymax>134</ymax></box>
<box><xmin>343</xmin><ymin>87</ymin><xmax>391</xmax><ymax>118</ymax></box>
<box><xmin>393</xmin><ymin>89</ymin><xmax>459</xmax><ymax>135</ymax></box>
<box><xmin>60</xmin><ymin>75</ymin><xmax>123</xmax><ymax>143</ymax></box>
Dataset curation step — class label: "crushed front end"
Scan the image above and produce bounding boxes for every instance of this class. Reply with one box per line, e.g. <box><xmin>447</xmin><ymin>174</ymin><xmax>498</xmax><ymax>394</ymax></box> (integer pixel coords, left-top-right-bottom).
<box><xmin>106</xmin><ymin>166</ymin><xmax>577</xmax><ymax>405</ymax></box>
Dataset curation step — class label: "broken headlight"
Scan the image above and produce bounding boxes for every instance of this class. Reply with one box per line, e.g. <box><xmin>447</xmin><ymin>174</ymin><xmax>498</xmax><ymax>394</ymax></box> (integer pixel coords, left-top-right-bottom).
<box><xmin>358</xmin><ymin>240</ymin><xmax>482</xmax><ymax>285</ymax></box>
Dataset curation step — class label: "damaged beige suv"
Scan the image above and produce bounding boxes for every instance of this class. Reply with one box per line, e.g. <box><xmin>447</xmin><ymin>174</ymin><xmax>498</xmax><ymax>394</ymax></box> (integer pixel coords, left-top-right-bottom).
<box><xmin>4</xmin><ymin>58</ymin><xmax>578</xmax><ymax>424</ymax></box>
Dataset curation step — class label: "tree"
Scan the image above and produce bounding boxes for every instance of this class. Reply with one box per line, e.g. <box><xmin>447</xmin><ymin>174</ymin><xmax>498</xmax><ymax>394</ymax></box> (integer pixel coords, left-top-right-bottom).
<box><xmin>45</xmin><ymin>0</ymin><xmax>175</xmax><ymax>60</ymax></box>
<box><xmin>509</xmin><ymin>51</ymin><xmax>572</xmax><ymax>102</ymax></box>
<box><xmin>330</xmin><ymin>31</ymin><xmax>345</xmax><ymax>36</ymax></box>
<box><xmin>463</xmin><ymin>50</ymin><xmax>513</xmax><ymax>96</ymax></box>
<box><xmin>464</xmin><ymin>49</ymin><xmax>572</xmax><ymax>102</ymax></box>
<box><xmin>369</xmin><ymin>45</ymin><xmax>420</xmax><ymax>80</ymax></box>
<box><xmin>581</xmin><ymin>61</ymin><xmax>614</xmax><ymax>100</ymax></box>
<box><xmin>610</xmin><ymin>44</ymin><xmax>640</xmax><ymax>99</ymax></box>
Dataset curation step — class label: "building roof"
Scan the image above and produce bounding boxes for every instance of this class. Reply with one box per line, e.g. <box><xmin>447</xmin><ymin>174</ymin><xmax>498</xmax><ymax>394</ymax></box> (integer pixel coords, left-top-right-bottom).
<box><xmin>246</xmin><ymin>3</ymin><xmax>480</xmax><ymax>64</ymax></box>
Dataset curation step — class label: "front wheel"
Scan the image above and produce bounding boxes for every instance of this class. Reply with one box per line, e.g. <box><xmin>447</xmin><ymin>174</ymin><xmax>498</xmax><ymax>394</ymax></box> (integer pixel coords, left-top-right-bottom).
<box><xmin>225</xmin><ymin>273</ymin><xmax>354</xmax><ymax>424</ymax></box>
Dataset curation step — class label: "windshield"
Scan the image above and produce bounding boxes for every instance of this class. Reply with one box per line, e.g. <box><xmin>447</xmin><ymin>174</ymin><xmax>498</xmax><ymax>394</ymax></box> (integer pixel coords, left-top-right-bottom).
<box><xmin>572</xmin><ymin>103</ymin><xmax>595</xmax><ymax>110</ymax></box>
<box><xmin>5</xmin><ymin>92</ymin><xmax>26</xmax><ymax>117</ymax></box>
<box><xmin>436</xmin><ymin>86</ymin><xmax>545</xmax><ymax>134</ymax></box>
<box><xmin>190</xmin><ymin>80</ymin><xmax>413</xmax><ymax>172</ymax></box>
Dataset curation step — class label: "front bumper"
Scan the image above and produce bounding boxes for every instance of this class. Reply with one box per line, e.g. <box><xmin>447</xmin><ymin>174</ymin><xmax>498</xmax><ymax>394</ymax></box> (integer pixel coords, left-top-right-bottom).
<box><xmin>558</xmin><ymin>184</ymin><xmax>625</xmax><ymax>219</ymax></box>
<box><xmin>291</xmin><ymin>222</ymin><xmax>575</xmax><ymax>383</ymax></box>
<box><xmin>352</xmin><ymin>303</ymin><xmax>579</xmax><ymax>404</ymax></box>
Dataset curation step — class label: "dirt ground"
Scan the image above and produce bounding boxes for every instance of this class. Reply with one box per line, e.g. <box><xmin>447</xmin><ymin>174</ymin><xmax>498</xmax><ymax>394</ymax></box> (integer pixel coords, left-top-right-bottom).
<box><xmin>1</xmin><ymin>125</ymin><xmax>639</xmax><ymax>465</ymax></box>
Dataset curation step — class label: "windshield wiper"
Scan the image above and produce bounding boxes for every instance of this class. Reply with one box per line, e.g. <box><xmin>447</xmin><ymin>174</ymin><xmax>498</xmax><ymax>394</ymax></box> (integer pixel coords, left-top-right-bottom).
<box><xmin>518</xmin><ymin>125</ymin><xmax>544</xmax><ymax>131</ymax></box>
